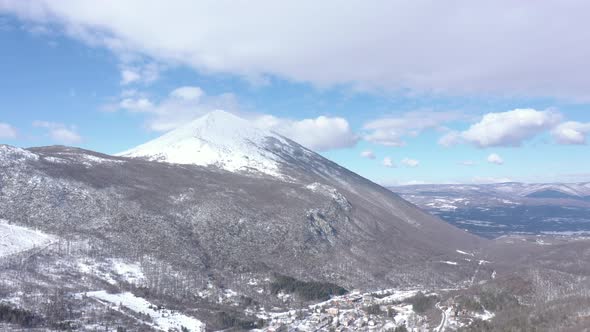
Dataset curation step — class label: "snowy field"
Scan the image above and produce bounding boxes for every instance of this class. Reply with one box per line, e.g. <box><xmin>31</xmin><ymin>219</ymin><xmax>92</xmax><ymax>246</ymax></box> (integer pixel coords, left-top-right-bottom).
<box><xmin>85</xmin><ymin>291</ymin><xmax>205</xmax><ymax>332</ymax></box>
<box><xmin>0</xmin><ymin>219</ymin><xmax>55</xmax><ymax>258</ymax></box>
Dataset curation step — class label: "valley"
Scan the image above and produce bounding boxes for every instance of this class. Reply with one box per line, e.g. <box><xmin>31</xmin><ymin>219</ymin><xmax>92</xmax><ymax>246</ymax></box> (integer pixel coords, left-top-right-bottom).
<box><xmin>391</xmin><ymin>183</ymin><xmax>590</xmax><ymax>239</ymax></box>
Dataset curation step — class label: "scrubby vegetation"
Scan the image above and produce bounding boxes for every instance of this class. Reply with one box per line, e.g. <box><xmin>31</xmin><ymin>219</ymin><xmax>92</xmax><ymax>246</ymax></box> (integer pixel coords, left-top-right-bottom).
<box><xmin>477</xmin><ymin>290</ymin><xmax>520</xmax><ymax>312</ymax></box>
<box><xmin>270</xmin><ymin>275</ymin><xmax>348</xmax><ymax>301</ymax></box>
<box><xmin>0</xmin><ymin>303</ymin><xmax>43</xmax><ymax>328</ymax></box>
<box><xmin>364</xmin><ymin>304</ymin><xmax>382</xmax><ymax>315</ymax></box>
<box><xmin>406</xmin><ymin>292</ymin><xmax>438</xmax><ymax>313</ymax></box>
<box><xmin>386</xmin><ymin>325</ymin><xmax>408</xmax><ymax>332</ymax></box>
<box><xmin>214</xmin><ymin>311</ymin><xmax>264</xmax><ymax>330</ymax></box>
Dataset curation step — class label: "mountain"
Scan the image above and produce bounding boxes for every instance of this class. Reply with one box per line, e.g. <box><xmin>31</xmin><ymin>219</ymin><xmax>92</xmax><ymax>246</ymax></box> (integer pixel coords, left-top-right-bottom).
<box><xmin>0</xmin><ymin>111</ymin><xmax>484</xmax><ymax>329</ymax></box>
<box><xmin>390</xmin><ymin>182</ymin><xmax>590</xmax><ymax>238</ymax></box>
<box><xmin>117</xmin><ymin>110</ymin><xmax>289</xmax><ymax>178</ymax></box>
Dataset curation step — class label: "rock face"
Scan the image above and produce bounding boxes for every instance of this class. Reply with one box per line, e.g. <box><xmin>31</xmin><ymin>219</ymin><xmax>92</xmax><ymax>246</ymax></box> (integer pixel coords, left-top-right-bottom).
<box><xmin>0</xmin><ymin>112</ymin><xmax>484</xmax><ymax>298</ymax></box>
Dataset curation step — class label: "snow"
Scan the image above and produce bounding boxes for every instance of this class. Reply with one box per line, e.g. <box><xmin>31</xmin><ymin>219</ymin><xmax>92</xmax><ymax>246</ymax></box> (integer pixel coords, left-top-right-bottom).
<box><xmin>305</xmin><ymin>182</ymin><xmax>350</xmax><ymax>208</ymax></box>
<box><xmin>373</xmin><ymin>289</ymin><xmax>422</xmax><ymax>303</ymax></box>
<box><xmin>474</xmin><ymin>309</ymin><xmax>495</xmax><ymax>321</ymax></box>
<box><xmin>43</xmin><ymin>156</ymin><xmax>69</xmax><ymax>164</ymax></box>
<box><xmin>82</xmin><ymin>154</ymin><xmax>125</xmax><ymax>165</ymax></box>
<box><xmin>257</xmin><ymin>288</ymin><xmax>429</xmax><ymax>331</ymax></box>
<box><xmin>111</xmin><ymin>259</ymin><xmax>146</xmax><ymax>285</ymax></box>
<box><xmin>77</xmin><ymin>258</ymin><xmax>146</xmax><ymax>286</ymax></box>
<box><xmin>440</xmin><ymin>261</ymin><xmax>458</xmax><ymax>265</ymax></box>
<box><xmin>542</xmin><ymin>230</ymin><xmax>590</xmax><ymax>236</ymax></box>
<box><xmin>85</xmin><ymin>291</ymin><xmax>205</xmax><ymax>331</ymax></box>
<box><xmin>456</xmin><ymin>249</ymin><xmax>475</xmax><ymax>256</ymax></box>
<box><xmin>0</xmin><ymin>145</ymin><xmax>38</xmax><ymax>166</ymax></box>
<box><xmin>43</xmin><ymin>154</ymin><xmax>124</xmax><ymax>166</ymax></box>
<box><xmin>425</xmin><ymin>198</ymin><xmax>471</xmax><ymax>211</ymax></box>
<box><xmin>118</xmin><ymin>110</ymin><xmax>289</xmax><ymax>178</ymax></box>
<box><xmin>0</xmin><ymin>220</ymin><xmax>55</xmax><ymax>258</ymax></box>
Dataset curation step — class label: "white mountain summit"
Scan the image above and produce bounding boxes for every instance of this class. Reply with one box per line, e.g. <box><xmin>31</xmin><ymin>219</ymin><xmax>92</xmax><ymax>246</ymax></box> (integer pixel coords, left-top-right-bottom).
<box><xmin>117</xmin><ymin>110</ymin><xmax>291</xmax><ymax>177</ymax></box>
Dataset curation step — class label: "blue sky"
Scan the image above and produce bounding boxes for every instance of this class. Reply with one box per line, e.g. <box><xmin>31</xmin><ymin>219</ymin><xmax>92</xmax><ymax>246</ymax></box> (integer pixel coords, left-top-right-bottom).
<box><xmin>1</xmin><ymin>2</ymin><xmax>590</xmax><ymax>185</ymax></box>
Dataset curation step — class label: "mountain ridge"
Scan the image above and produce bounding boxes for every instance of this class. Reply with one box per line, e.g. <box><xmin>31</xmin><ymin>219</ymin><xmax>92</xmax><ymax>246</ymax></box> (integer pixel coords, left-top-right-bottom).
<box><xmin>0</xmin><ymin>112</ymin><xmax>489</xmax><ymax>331</ymax></box>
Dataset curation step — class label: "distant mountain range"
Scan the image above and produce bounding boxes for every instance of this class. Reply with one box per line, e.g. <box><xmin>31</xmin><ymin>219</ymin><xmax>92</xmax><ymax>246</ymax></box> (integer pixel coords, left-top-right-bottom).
<box><xmin>390</xmin><ymin>182</ymin><xmax>590</xmax><ymax>238</ymax></box>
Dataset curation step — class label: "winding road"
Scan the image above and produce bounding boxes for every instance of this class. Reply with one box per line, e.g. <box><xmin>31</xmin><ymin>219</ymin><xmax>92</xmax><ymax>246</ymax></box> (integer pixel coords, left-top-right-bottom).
<box><xmin>435</xmin><ymin>302</ymin><xmax>447</xmax><ymax>332</ymax></box>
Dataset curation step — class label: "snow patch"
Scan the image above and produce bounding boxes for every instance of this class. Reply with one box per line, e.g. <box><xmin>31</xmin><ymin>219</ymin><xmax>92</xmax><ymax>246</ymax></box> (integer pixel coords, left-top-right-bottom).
<box><xmin>474</xmin><ymin>309</ymin><xmax>495</xmax><ymax>321</ymax></box>
<box><xmin>0</xmin><ymin>220</ymin><xmax>54</xmax><ymax>258</ymax></box>
<box><xmin>85</xmin><ymin>291</ymin><xmax>205</xmax><ymax>331</ymax></box>
<box><xmin>77</xmin><ymin>258</ymin><xmax>146</xmax><ymax>286</ymax></box>
<box><xmin>0</xmin><ymin>145</ymin><xmax>38</xmax><ymax>166</ymax></box>
<box><xmin>82</xmin><ymin>154</ymin><xmax>125</xmax><ymax>165</ymax></box>
<box><xmin>111</xmin><ymin>259</ymin><xmax>146</xmax><ymax>285</ymax></box>
<box><xmin>456</xmin><ymin>250</ymin><xmax>474</xmax><ymax>257</ymax></box>
<box><xmin>305</xmin><ymin>182</ymin><xmax>350</xmax><ymax>209</ymax></box>
<box><xmin>440</xmin><ymin>261</ymin><xmax>458</xmax><ymax>266</ymax></box>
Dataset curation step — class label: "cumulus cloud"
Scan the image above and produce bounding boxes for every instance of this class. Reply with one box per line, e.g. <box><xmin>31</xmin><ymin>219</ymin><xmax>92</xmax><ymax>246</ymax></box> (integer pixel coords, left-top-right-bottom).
<box><xmin>360</xmin><ymin>150</ymin><xmax>376</xmax><ymax>159</ymax></box>
<box><xmin>487</xmin><ymin>153</ymin><xmax>504</xmax><ymax>165</ymax></box>
<box><xmin>438</xmin><ymin>131</ymin><xmax>462</xmax><ymax>147</ymax></box>
<box><xmin>551</xmin><ymin>121</ymin><xmax>590</xmax><ymax>145</ymax></box>
<box><xmin>364</xmin><ymin>110</ymin><xmax>464</xmax><ymax>147</ymax></box>
<box><xmin>382</xmin><ymin>157</ymin><xmax>395</xmax><ymax>168</ymax></box>
<box><xmin>5</xmin><ymin>1</ymin><xmax>590</xmax><ymax>99</ymax></box>
<box><xmin>401</xmin><ymin>158</ymin><xmax>419</xmax><ymax>167</ymax></box>
<box><xmin>112</xmin><ymin>86</ymin><xmax>357</xmax><ymax>151</ymax></box>
<box><xmin>118</xmin><ymin>97</ymin><xmax>154</xmax><ymax>112</ymax></box>
<box><xmin>32</xmin><ymin>121</ymin><xmax>82</xmax><ymax>144</ymax></box>
<box><xmin>0</xmin><ymin>122</ymin><xmax>17</xmax><ymax>139</ymax></box>
<box><xmin>255</xmin><ymin>115</ymin><xmax>358</xmax><ymax>151</ymax></box>
<box><xmin>120</xmin><ymin>62</ymin><xmax>160</xmax><ymax>85</ymax></box>
<box><xmin>170</xmin><ymin>86</ymin><xmax>203</xmax><ymax>100</ymax></box>
<box><xmin>114</xmin><ymin>86</ymin><xmax>239</xmax><ymax>131</ymax></box>
<box><xmin>440</xmin><ymin>109</ymin><xmax>561</xmax><ymax>148</ymax></box>
<box><xmin>120</xmin><ymin>69</ymin><xmax>140</xmax><ymax>85</ymax></box>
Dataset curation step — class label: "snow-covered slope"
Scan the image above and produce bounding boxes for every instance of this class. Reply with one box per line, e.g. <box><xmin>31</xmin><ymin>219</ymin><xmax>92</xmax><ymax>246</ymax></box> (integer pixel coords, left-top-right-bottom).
<box><xmin>85</xmin><ymin>291</ymin><xmax>205</xmax><ymax>332</ymax></box>
<box><xmin>118</xmin><ymin>110</ymin><xmax>290</xmax><ymax>178</ymax></box>
<box><xmin>0</xmin><ymin>219</ymin><xmax>54</xmax><ymax>258</ymax></box>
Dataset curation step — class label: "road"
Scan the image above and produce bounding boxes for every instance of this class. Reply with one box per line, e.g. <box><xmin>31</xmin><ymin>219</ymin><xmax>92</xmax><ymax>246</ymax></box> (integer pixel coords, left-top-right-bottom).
<box><xmin>435</xmin><ymin>302</ymin><xmax>447</xmax><ymax>332</ymax></box>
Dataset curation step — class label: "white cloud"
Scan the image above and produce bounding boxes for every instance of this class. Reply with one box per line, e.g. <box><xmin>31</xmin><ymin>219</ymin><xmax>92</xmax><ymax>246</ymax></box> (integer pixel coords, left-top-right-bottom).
<box><xmin>114</xmin><ymin>86</ymin><xmax>238</xmax><ymax>132</ymax></box>
<box><xmin>6</xmin><ymin>2</ymin><xmax>590</xmax><ymax>99</ymax></box>
<box><xmin>113</xmin><ymin>86</ymin><xmax>357</xmax><ymax>151</ymax></box>
<box><xmin>364</xmin><ymin>110</ymin><xmax>464</xmax><ymax>147</ymax></box>
<box><xmin>487</xmin><ymin>153</ymin><xmax>504</xmax><ymax>165</ymax></box>
<box><xmin>119</xmin><ymin>97</ymin><xmax>154</xmax><ymax>112</ymax></box>
<box><xmin>170</xmin><ymin>86</ymin><xmax>204</xmax><ymax>100</ymax></box>
<box><xmin>459</xmin><ymin>160</ymin><xmax>477</xmax><ymax>166</ymax></box>
<box><xmin>551</xmin><ymin>121</ymin><xmax>590</xmax><ymax>145</ymax></box>
<box><xmin>32</xmin><ymin>121</ymin><xmax>82</xmax><ymax>144</ymax></box>
<box><xmin>401</xmin><ymin>158</ymin><xmax>419</xmax><ymax>167</ymax></box>
<box><xmin>440</xmin><ymin>109</ymin><xmax>561</xmax><ymax>148</ymax></box>
<box><xmin>120</xmin><ymin>62</ymin><xmax>160</xmax><ymax>85</ymax></box>
<box><xmin>121</xmin><ymin>69</ymin><xmax>140</xmax><ymax>85</ymax></box>
<box><xmin>438</xmin><ymin>131</ymin><xmax>462</xmax><ymax>147</ymax></box>
<box><xmin>255</xmin><ymin>115</ymin><xmax>358</xmax><ymax>151</ymax></box>
<box><xmin>0</xmin><ymin>122</ymin><xmax>17</xmax><ymax>139</ymax></box>
<box><xmin>382</xmin><ymin>157</ymin><xmax>395</xmax><ymax>168</ymax></box>
<box><xmin>360</xmin><ymin>150</ymin><xmax>376</xmax><ymax>159</ymax></box>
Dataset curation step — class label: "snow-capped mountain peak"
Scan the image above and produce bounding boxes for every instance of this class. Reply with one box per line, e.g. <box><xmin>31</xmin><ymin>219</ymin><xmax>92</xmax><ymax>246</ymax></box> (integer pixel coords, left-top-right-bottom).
<box><xmin>117</xmin><ymin>110</ymin><xmax>289</xmax><ymax>177</ymax></box>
